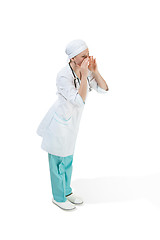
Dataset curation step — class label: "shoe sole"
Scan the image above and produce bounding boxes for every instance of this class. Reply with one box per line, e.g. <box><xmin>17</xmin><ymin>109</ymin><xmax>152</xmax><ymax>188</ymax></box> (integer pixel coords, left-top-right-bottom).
<box><xmin>67</xmin><ymin>200</ymin><xmax>84</xmax><ymax>205</ymax></box>
<box><xmin>52</xmin><ymin>199</ymin><xmax>76</xmax><ymax>211</ymax></box>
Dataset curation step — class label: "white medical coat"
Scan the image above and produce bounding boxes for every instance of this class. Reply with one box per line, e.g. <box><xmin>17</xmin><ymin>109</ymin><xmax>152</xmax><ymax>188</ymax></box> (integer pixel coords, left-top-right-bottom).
<box><xmin>36</xmin><ymin>63</ymin><xmax>108</xmax><ymax>157</ymax></box>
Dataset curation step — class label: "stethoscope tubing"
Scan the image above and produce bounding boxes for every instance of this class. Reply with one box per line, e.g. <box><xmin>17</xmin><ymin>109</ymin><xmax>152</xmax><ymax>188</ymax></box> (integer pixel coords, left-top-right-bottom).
<box><xmin>69</xmin><ymin>62</ymin><xmax>92</xmax><ymax>91</ymax></box>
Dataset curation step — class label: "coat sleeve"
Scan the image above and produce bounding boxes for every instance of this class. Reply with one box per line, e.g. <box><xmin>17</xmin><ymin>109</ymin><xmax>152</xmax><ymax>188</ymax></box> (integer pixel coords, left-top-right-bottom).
<box><xmin>56</xmin><ymin>74</ymin><xmax>85</xmax><ymax>107</ymax></box>
<box><xmin>88</xmin><ymin>71</ymin><xmax>108</xmax><ymax>94</ymax></box>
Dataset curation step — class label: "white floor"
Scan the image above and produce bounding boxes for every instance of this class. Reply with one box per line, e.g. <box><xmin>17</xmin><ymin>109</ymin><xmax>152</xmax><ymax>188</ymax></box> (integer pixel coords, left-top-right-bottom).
<box><xmin>1</xmin><ymin>154</ymin><xmax>159</xmax><ymax>240</ymax></box>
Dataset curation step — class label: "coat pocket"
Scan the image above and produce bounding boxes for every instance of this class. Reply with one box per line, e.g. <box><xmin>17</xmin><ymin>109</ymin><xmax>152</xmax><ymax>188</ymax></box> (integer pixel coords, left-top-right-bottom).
<box><xmin>53</xmin><ymin>111</ymin><xmax>72</xmax><ymax>125</ymax></box>
<box><xmin>53</xmin><ymin>102</ymin><xmax>73</xmax><ymax>125</ymax></box>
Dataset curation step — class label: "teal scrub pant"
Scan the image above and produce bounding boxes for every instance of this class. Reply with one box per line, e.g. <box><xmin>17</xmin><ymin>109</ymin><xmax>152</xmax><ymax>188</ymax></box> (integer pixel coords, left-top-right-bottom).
<box><xmin>48</xmin><ymin>153</ymin><xmax>73</xmax><ymax>202</ymax></box>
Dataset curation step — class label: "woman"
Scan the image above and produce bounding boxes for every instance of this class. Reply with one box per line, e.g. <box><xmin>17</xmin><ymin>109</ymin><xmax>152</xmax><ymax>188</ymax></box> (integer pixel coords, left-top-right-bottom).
<box><xmin>36</xmin><ymin>39</ymin><xmax>109</xmax><ymax>211</ymax></box>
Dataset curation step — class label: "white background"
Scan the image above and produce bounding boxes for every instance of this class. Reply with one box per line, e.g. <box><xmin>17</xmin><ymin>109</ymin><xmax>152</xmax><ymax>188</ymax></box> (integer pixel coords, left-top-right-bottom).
<box><xmin>0</xmin><ymin>0</ymin><xmax>160</xmax><ymax>239</ymax></box>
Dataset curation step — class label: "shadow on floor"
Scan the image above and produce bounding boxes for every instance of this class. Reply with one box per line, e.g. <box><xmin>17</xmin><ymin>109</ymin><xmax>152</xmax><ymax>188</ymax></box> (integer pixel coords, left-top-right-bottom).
<box><xmin>72</xmin><ymin>172</ymin><xmax>160</xmax><ymax>207</ymax></box>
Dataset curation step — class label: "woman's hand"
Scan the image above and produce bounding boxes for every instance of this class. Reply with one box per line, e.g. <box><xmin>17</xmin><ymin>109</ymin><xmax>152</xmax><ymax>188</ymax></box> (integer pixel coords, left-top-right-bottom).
<box><xmin>88</xmin><ymin>56</ymin><xmax>98</xmax><ymax>73</ymax></box>
<box><xmin>77</xmin><ymin>57</ymin><xmax>89</xmax><ymax>78</ymax></box>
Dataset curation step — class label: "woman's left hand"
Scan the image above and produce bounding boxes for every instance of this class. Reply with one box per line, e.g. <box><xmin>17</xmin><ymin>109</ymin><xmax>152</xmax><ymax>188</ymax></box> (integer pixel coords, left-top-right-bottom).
<box><xmin>88</xmin><ymin>56</ymin><xmax>98</xmax><ymax>73</ymax></box>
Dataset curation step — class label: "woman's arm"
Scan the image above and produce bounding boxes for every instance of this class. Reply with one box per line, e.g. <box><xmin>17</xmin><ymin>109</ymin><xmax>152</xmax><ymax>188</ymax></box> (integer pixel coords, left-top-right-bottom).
<box><xmin>78</xmin><ymin>74</ymin><xmax>88</xmax><ymax>103</ymax></box>
<box><xmin>56</xmin><ymin>75</ymin><xmax>85</xmax><ymax>107</ymax></box>
<box><xmin>92</xmin><ymin>70</ymin><xmax>109</xmax><ymax>91</ymax></box>
<box><xmin>88</xmin><ymin>56</ymin><xmax>109</xmax><ymax>91</ymax></box>
<box><xmin>77</xmin><ymin>57</ymin><xmax>90</xmax><ymax>103</ymax></box>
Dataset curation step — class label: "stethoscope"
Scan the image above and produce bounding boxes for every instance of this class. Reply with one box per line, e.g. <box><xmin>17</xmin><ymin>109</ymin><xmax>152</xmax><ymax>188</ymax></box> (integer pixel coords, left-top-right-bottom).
<box><xmin>69</xmin><ymin>62</ymin><xmax>92</xmax><ymax>92</ymax></box>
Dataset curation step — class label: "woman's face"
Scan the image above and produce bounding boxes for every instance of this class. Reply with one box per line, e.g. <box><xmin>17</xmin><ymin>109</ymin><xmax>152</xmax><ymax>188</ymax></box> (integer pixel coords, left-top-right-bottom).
<box><xmin>71</xmin><ymin>48</ymin><xmax>90</xmax><ymax>66</ymax></box>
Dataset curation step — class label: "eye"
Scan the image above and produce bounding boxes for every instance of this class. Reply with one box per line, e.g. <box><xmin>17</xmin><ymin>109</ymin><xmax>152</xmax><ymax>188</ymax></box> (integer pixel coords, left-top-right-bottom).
<box><xmin>82</xmin><ymin>52</ymin><xmax>89</xmax><ymax>58</ymax></box>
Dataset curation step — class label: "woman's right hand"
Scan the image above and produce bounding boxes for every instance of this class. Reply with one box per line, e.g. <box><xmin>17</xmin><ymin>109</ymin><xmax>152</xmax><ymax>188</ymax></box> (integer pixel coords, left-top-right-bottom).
<box><xmin>77</xmin><ymin>57</ymin><xmax>89</xmax><ymax>78</ymax></box>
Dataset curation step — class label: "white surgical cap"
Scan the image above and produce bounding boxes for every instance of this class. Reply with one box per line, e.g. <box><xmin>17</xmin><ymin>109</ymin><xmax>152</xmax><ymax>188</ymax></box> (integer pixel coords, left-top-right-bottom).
<box><xmin>65</xmin><ymin>39</ymin><xmax>88</xmax><ymax>60</ymax></box>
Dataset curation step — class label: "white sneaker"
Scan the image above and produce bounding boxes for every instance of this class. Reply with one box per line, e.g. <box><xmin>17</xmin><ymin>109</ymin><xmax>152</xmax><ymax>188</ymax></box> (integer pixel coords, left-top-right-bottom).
<box><xmin>52</xmin><ymin>198</ymin><xmax>76</xmax><ymax>210</ymax></box>
<box><xmin>66</xmin><ymin>193</ymin><xmax>83</xmax><ymax>204</ymax></box>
